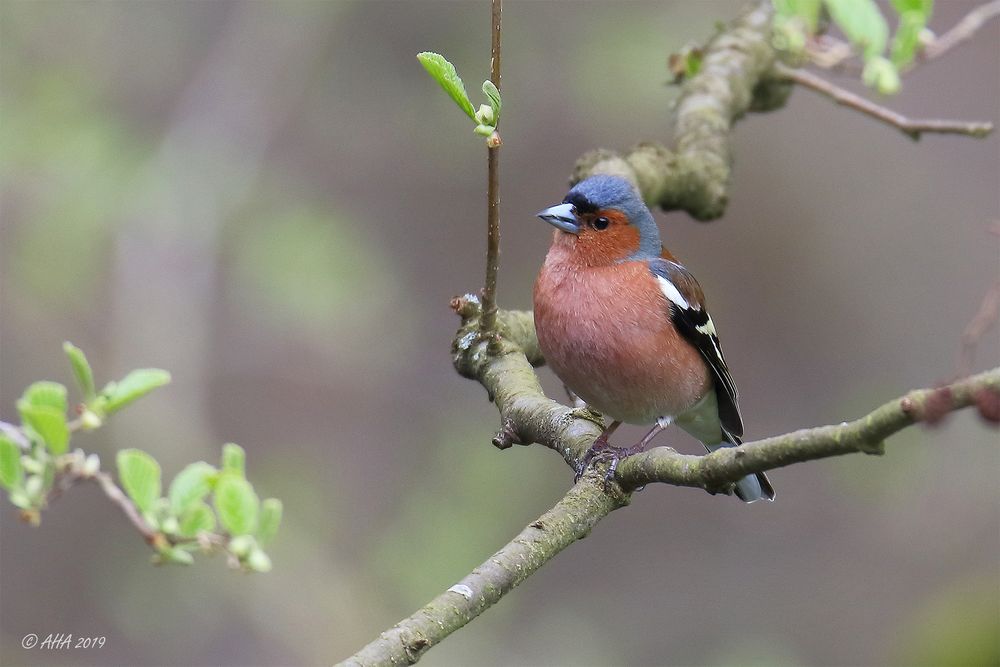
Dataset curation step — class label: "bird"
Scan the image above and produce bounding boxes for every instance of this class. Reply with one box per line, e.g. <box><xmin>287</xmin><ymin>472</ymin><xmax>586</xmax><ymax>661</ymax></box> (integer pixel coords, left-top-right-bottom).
<box><xmin>532</xmin><ymin>174</ymin><xmax>774</xmax><ymax>502</ymax></box>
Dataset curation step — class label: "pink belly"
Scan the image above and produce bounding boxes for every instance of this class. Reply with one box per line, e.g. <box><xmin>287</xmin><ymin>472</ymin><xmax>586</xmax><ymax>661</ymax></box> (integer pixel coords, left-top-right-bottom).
<box><xmin>534</xmin><ymin>263</ymin><xmax>710</xmax><ymax>424</ymax></box>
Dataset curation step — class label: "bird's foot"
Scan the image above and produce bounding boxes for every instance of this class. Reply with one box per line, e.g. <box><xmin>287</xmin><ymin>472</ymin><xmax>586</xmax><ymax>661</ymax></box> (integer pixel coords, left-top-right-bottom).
<box><xmin>575</xmin><ymin>426</ymin><xmax>645</xmax><ymax>488</ymax></box>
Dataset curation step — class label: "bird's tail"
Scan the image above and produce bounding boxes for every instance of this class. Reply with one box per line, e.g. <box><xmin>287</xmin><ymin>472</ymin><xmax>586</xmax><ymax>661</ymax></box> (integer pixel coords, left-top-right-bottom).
<box><xmin>705</xmin><ymin>439</ymin><xmax>775</xmax><ymax>503</ymax></box>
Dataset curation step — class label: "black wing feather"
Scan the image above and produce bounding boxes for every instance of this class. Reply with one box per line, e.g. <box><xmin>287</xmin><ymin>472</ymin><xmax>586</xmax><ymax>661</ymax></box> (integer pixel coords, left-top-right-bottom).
<box><xmin>648</xmin><ymin>259</ymin><xmax>744</xmax><ymax>440</ymax></box>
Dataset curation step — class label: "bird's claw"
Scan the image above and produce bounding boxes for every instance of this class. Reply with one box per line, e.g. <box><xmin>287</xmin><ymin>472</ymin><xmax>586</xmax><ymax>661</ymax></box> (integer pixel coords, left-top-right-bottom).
<box><xmin>574</xmin><ymin>439</ymin><xmax>644</xmax><ymax>488</ymax></box>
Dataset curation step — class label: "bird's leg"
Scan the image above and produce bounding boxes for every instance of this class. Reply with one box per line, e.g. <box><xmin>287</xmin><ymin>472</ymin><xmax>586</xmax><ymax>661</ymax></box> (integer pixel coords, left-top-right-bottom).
<box><xmin>574</xmin><ymin>420</ymin><xmax>621</xmax><ymax>481</ymax></box>
<box><xmin>604</xmin><ymin>422</ymin><xmax>666</xmax><ymax>481</ymax></box>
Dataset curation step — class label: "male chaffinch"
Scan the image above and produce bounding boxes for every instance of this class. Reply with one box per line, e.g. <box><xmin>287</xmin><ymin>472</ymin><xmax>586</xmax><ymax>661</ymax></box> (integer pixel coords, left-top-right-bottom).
<box><xmin>533</xmin><ymin>175</ymin><xmax>774</xmax><ymax>502</ymax></box>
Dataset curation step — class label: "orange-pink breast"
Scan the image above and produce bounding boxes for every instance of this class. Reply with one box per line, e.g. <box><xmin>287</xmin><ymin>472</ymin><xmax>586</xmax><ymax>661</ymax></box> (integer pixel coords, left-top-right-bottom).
<box><xmin>533</xmin><ymin>249</ymin><xmax>711</xmax><ymax>424</ymax></box>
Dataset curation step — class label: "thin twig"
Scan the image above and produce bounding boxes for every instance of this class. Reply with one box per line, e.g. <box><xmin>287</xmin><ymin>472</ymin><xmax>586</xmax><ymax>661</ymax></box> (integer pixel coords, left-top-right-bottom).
<box><xmin>89</xmin><ymin>471</ymin><xmax>164</xmax><ymax>547</ymax></box>
<box><xmin>776</xmin><ymin>63</ymin><xmax>994</xmax><ymax>139</ymax></box>
<box><xmin>0</xmin><ymin>420</ymin><xmax>32</xmax><ymax>449</ymax></box>
<box><xmin>959</xmin><ymin>278</ymin><xmax>1000</xmax><ymax>377</ymax></box>
<box><xmin>479</xmin><ymin>0</ymin><xmax>502</xmax><ymax>351</ymax></box>
<box><xmin>922</xmin><ymin>0</ymin><xmax>1000</xmax><ymax>62</ymax></box>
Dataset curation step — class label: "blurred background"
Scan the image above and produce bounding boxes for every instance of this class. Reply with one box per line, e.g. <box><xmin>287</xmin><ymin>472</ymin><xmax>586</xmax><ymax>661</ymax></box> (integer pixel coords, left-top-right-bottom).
<box><xmin>1</xmin><ymin>1</ymin><xmax>997</xmax><ymax>665</ymax></box>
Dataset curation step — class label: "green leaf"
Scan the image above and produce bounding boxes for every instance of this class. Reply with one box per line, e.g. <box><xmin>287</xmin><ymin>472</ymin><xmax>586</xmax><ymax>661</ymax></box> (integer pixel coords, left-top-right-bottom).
<box><xmin>158</xmin><ymin>546</ymin><xmax>194</xmax><ymax>566</ymax></box>
<box><xmin>482</xmin><ymin>80</ymin><xmax>501</xmax><ymax>124</ymax></box>
<box><xmin>221</xmin><ymin>443</ymin><xmax>245</xmax><ymax>476</ymax></box>
<box><xmin>890</xmin><ymin>0</ymin><xmax>932</xmax><ymax>15</ymax></box>
<box><xmin>772</xmin><ymin>0</ymin><xmax>822</xmax><ymax>32</ymax></box>
<box><xmin>862</xmin><ymin>55</ymin><xmax>901</xmax><ymax>94</ymax></box>
<box><xmin>258</xmin><ymin>498</ymin><xmax>283</xmax><ymax>546</ymax></box>
<box><xmin>473</xmin><ymin>124</ymin><xmax>494</xmax><ymax>137</ymax></box>
<box><xmin>246</xmin><ymin>548</ymin><xmax>272</xmax><ymax>573</ymax></box>
<box><xmin>63</xmin><ymin>342</ymin><xmax>96</xmax><ymax>401</ymax></box>
<box><xmin>825</xmin><ymin>0</ymin><xmax>889</xmax><ymax>59</ymax></box>
<box><xmin>178</xmin><ymin>500</ymin><xmax>216</xmax><ymax>537</ymax></box>
<box><xmin>890</xmin><ymin>9</ymin><xmax>928</xmax><ymax>67</ymax></box>
<box><xmin>417</xmin><ymin>52</ymin><xmax>476</xmax><ymax>121</ymax></box>
<box><xmin>103</xmin><ymin>369</ymin><xmax>170</xmax><ymax>414</ymax></box>
<box><xmin>17</xmin><ymin>403</ymin><xmax>70</xmax><ymax>454</ymax></box>
<box><xmin>168</xmin><ymin>461</ymin><xmax>217</xmax><ymax>514</ymax></box>
<box><xmin>214</xmin><ymin>473</ymin><xmax>259</xmax><ymax>536</ymax></box>
<box><xmin>0</xmin><ymin>436</ymin><xmax>24</xmax><ymax>491</ymax></box>
<box><xmin>20</xmin><ymin>381</ymin><xmax>68</xmax><ymax>413</ymax></box>
<box><xmin>116</xmin><ymin>449</ymin><xmax>162</xmax><ymax>514</ymax></box>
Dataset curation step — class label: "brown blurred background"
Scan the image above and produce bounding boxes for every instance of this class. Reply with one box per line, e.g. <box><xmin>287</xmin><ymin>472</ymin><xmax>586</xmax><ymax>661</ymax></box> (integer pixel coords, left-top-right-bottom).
<box><xmin>1</xmin><ymin>1</ymin><xmax>997</xmax><ymax>665</ymax></box>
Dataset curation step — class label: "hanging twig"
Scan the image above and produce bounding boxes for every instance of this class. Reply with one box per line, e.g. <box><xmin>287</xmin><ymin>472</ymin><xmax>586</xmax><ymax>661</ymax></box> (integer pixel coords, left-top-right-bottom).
<box><xmin>776</xmin><ymin>64</ymin><xmax>994</xmax><ymax>140</ymax></box>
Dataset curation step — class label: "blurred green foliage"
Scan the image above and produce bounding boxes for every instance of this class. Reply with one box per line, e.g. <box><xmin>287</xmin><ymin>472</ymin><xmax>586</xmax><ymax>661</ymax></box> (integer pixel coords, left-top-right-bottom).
<box><xmin>1</xmin><ymin>344</ymin><xmax>281</xmax><ymax>571</ymax></box>
<box><xmin>772</xmin><ymin>0</ymin><xmax>934</xmax><ymax>94</ymax></box>
<box><xmin>892</xmin><ymin>573</ymin><xmax>1000</xmax><ymax>666</ymax></box>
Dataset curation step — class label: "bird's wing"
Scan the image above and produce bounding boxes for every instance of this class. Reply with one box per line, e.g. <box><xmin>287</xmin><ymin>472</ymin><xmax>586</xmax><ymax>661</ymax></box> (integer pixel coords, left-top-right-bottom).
<box><xmin>648</xmin><ymin>258</ymin><xmax>744</xmax><ymax>441</ymax></box>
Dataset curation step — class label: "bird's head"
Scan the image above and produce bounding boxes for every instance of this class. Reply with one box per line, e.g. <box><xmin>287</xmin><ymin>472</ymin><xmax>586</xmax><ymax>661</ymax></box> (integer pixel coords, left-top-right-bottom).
<box><xmin>536</xmin><ymin>175</ymin><xmax>661</xmax><ymax>266</ymax></box>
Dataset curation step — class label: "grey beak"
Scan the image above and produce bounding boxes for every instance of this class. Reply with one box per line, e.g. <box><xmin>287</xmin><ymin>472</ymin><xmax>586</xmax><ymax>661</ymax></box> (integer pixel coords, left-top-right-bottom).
<box><xmin>536</xmin><ymin>202</ymin><xmax>580</xmax><ymax>234</ymax></box>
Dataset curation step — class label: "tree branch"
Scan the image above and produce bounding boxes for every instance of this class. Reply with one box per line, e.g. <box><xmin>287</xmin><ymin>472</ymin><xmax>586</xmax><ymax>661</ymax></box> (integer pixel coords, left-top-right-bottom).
<box><xmin>338</xmin><ymin>476</ymin><xmax>625</xmax><ymax>666</ymax></box>
<box><xmin>340</xmin><ymin>303</ymin><xmax>997</xmax><ymax>664</ymax></box>
<box><xmin>922</xmin><ymin>0</ymin><xmax>1000</xmax><ymax>62</ymax></box>
<box><xmin>616</xmin><ymin>367</ymin><xmax>1000</xmax><ymax>491</ymax></box>
<box><xmin>479</xmin><ymin>0</ymin><xmax>502</xmax><ymax>350</ymax></box>
<box><xmin>775</xmin><ymin>64</ymin><xmax>994</xmax><ymax>140</ymax></box>
<box><xmin>573</xmin><ymin>0</ymin><xmax>782</xmax><ymax>221</ymax></box>
<box><xmin>452</xmin><ymin>302</ymin><xmax>1000</xmax><ymax>490</ymax></box>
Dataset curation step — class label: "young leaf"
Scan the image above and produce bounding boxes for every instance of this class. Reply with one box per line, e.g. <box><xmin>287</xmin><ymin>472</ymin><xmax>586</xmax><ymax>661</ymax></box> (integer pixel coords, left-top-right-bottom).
<box><xmin>482</xmin><ymin>80</ymin><xmax>501</xmax><ymax>124</ymax></box>
<box><xmin>862</xmin><ymin>55</ymin><xmax>901</xmax><ymax>94</ymax></box>
<box><xmin>890</xmin><ymin>9</ymin><xmax>928</xmax><ymax>67</ymax></box>
<box><xmin>246</xmin><ymin>548</ymin><xmax>273</xmax><ymax>573</ymax></box>
<box><xmin>258</xmin><ymin>498</ymin><xmax>283</xmax><ymax>546</ymax></box>
<box><xmin>221</xmin><ymin>443</ymin><xmax>245</xmax><ymax>476</ymax></box>
<box><xmin>168</xmin><ymin>461</ymin><xmax>218</xmax><ymax>514</ymax></box>
<box><xmin>20</xmin><ymin>381</ymin><xmax>68</xmax><ymax>413</ymax></box>
<box><xmin>63</xmin><ymin>342</ymin><xmax>96</xmax><ymax>401</ymax></box>
<box><xmin>17</xmin><ymin>403</ymin><xmax>70</xmax><ymax>455</ymax></box>
<box><xmin>0</xmin><ymin>435</ymin><xmax>24</xmax><ymax>491</ymax></box>
<box><xmin>890</xmin><ymin>0</ymin><xmax>932</xmax><ymax>15</ymax></box>
<box><xmin>214</xmin><ymin>473</ymin><xmax>259</xmax><ymax>536</ymax></box>
<box><xmin>772</xmin><ymin>0</ymin><xmax>822</xmax><ymax>32</ymax></box>
<box><xmin>417</xmin><ymin>52</ymin><xmax>476</xmax><ymax>121</ymax></box>
<box><xmin>103</xmin><ymin>369</ymin><xmax>171</xmax><ymax>414</ymax></box>
<box><xmin>178</xmin><ymin>501</ymin><xmax>217</xmax><ymax>537</ymax></box>
<box><xmin>157</xmin><ymin>546</ymin><xmax>194</xmax><ymax>566</ymax></box>
<box><xmin>825</xmin><ymin>0</ymin><xmax>889</xmax><ymax>59</ymax></box>
<box><xmin>116</xmin><ymin>449</ymin><xmax>162</xmax><ymax>514</ymax></box>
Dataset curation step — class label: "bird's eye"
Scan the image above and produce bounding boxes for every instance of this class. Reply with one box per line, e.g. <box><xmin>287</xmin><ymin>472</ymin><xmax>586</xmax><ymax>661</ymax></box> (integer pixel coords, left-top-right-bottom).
<box><xmin>593</xmin><ymin>217</ymin><xmax>610</xmax><ymax>230</ymax></box>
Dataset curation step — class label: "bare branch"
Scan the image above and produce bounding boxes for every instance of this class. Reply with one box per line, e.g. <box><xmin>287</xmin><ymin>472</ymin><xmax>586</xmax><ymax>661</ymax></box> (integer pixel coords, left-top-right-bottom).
<box><xmin>959</xmin><ymin>278</ymin><xmax>1000</xmax><ymax>377</ymax></box>
<box><xmin>479</xmin><ymin>0</ymin><xmax>503</xmax><ymax>350</ymax></box>
<box><xmin>775</xmin><ymin>64</ymin><xmax>994</xmax><ymax>139</ymax></box>
<box><xmin>616</xmin><ymin>367</ymin><xmax>1000</xmax><ymax>491</ymax></box>
<box><xmin>922</xmin><ymin>0</ymin><xmax>1000</xmax><ymax>62</ymax></box>
<box><xmin>338</xmin><ymin>476</ymin><xmax>624</xmax><ymax>666</ymax></box>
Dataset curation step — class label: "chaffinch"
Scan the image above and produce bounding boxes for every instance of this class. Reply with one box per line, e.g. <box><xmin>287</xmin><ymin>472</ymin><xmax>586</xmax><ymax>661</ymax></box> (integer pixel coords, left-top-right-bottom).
<box><xmin>533</xmin><ymin>175</ymin><xmax>774</xmax><ymax>502</ymax></box>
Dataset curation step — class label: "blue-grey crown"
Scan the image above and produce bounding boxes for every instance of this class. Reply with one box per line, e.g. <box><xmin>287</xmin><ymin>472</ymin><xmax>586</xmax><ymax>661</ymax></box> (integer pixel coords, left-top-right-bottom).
<box><xmin>565</xmin><ymin>175</ymin><xmax>661</xmax><ymax>259</ymax></box>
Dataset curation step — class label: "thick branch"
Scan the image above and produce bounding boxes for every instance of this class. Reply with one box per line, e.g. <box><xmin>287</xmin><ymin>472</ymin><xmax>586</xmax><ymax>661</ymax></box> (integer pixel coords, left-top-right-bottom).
<box><xmin>573</xmin><ymin>1</ymin><xmax>781</xmax><ymax>220</ymax></box>
<box><xmin>616</xmin><ymin>367</ymin><xmax>1000</xmax><ymax>491</ymax></box>
<box><xmin>338</xmin><ymin>476</ymin><xmax>625</xmax><ymax>666</ymax></box>
<box><xmin>775</xmin><ymin>64</ymin><xmax>994</xmax><ymax>140</ymax></box>
<box><xmin>450</xmin><ymin>303</ymin><xmax>1000</xmax><ymax>492</ymax></box>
